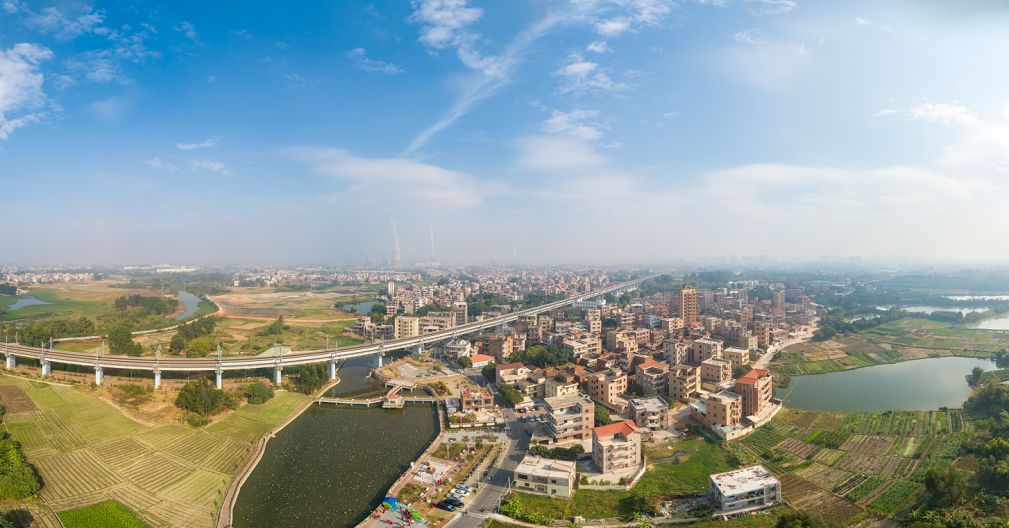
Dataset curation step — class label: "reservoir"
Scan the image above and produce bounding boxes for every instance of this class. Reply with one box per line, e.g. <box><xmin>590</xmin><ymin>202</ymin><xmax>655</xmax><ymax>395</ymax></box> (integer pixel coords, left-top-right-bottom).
<box><xmin>232</xmin><ymin>356</ymin><xmax>438</xmax><ymax>528</ymax></box>
<box><xmin>175</xmin><ymin>290</ymin><xmax>202</xmax><ymax>320</ymax></box>
<box><xmin>342</xmin><ymin>300</ymin><xmax>377</xmax><ymax>315</ymax></box>
<box><xmin>6</xmin><ymin>295</ymin><xmax>51</xmax><ymax>311</ymax></box>
<box><xmin>777</xmin><ymin>356</ymin><xmax>995</xmax><ymax>412</ymax></box>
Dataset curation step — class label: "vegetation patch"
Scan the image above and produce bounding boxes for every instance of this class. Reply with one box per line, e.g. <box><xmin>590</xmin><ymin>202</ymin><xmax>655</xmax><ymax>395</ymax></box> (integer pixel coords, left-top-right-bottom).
<box><xmin>58</xmin><ymin>500</ymin><xmax>146</xmax><ymax>528</ymax></box>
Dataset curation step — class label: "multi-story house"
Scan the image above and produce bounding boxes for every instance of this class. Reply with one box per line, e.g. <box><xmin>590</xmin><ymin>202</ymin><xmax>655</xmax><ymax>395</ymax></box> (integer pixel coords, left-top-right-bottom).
<box><xmin>700</xmin><ymin>357</ymin><xmax>733</xmax><ymax>385</ymax></box>
<box><xmin>592</xmin><ymin>420</ymin><xmax>643</xmax><ymax>474</ymax></box>
<box><xmin>735</xmin><ymin>368</ymin><xmax>773</xmax><ymax>419</ymax></box>
<box><xmin>544</xmin><ymin>393</ymin><xmax>595</xmax><ymax>444</ymax></box>
<box><xmin>668</xmin><ymin>364</ymin><xmax>700</xmax><ymax>401</ymax></box>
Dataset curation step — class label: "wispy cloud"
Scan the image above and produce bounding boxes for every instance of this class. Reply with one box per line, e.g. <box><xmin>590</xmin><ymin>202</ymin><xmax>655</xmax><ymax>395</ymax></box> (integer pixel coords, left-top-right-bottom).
<box><xmin>0</xmin><ymin>42</ymin><xmax>53</xmax><ymax>139</ymax></box>
<box><xmin>907</xmin><ymin>101</ymin><xmax>977</xmax><ymax>125</ymax></box>
<box><xmin>555</xmin><ymin>53</ymin><xmax>630</xmax><ymax>94</ymax></box>
<box><xmin>346</xmin><ymin>48</ymin><xmax>404</xmax><ymax>74</ymax></box>
<box><xmin>23</xmin><ymin>4</ymin><xmax>104</xmax><ymax>41</ymax></box>
<box><xmin>176</xmin><ymin>137</ymin><xmax>222</xmax><ymax>150</ymax></box>
<box><xmin>146</xmin><ymin>157</ymin><xmax>181</xmax><ymax>173</ymax></box>
<box><xmin>745</xmin><ymin>0</ymin><xmax>798</xmax><ymax>16</ymax></box>
<box><xmin>190</xmin><ymin>159</ymin><xmax>230</xmax><ymax>175</ymax></box>
<box><xmin>173</xmin><ymin>21</ymin><xmax>200</xmax><ymax>43</ymax></box>
<box><xmin>543</xmin><ymin>109</ymin><xmax>606</xmax><ymax>142</ymax></box>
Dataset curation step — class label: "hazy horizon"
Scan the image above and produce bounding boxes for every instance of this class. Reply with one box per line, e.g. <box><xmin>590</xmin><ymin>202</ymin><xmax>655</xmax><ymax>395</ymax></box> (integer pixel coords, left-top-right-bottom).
<box><xmin>4</xmin><ymin>1</ymin><xmax>1009</xmax><ymax>265</ymax></box>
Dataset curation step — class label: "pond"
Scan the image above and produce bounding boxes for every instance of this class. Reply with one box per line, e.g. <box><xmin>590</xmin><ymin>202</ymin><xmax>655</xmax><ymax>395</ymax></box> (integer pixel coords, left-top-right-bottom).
<box><xmin>975</xmin><ymin>316</ymin><xmax>1009</xmax><ymax>331</ymax></box>
<box><xmin>342</xmin><ymin>300</ymin><xmax>377</xmax><ymax>316</ymax></box>
<box><xmin>232</xmin><ymin>356</ymin><xmax>438</xmax><ymax>528</ymax></box>
<box><xmin>174</xmin><ymin>291</ymin><xmax>202</xmax><ymax>320</ymax></box>
<box><xmin>5</xmin><ymin>295</ymin><xmax>51</xmax><ymax>311</ymax></box>
<box><xmin>776</xmin><ymin>356</ymin><xmax>995</xmax><ymax>412</ymax></box>
<box><xmin>899</xmin><ymin>305</ymin><xmax>988</xmax><ymax>315</ymax></box>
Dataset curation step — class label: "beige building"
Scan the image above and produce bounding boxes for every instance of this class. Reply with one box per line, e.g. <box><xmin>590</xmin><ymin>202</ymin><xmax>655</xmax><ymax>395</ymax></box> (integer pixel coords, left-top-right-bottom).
<box><xmin>722</xmin><ymin>347</ymin><xmax>751</xmax><ymax>370</ymax></box>
<box><xmin>688</xmin><ymin>337</ymin><xmax>723</xmax><ymax>364</ymax></box>
<box><xmin>629</xmin><ymin>397</ymin><xmax>670</xmax><ymax>430</ymax></box>
<box><xmin>661</xmin><ymin>317</ymin><xmax>685</xmax><ymax>333</ymax></box>
<box><xmin>592</xmin><ymin>420</ymin><xmax>643</xmax><ymax>474</ymax></box>
<box><xmin>710</xmin><ymin>466</ymin><xmax>781</xmax><ymax>513</ymax></box>
<box><xmin>546</xmin><ymin>375</ymin><xmax>579</xmax><ymax>398</ymax></box>
<box><xmin>586</xmin><ymin>370</ymin><xmax>627</xmax><ymax>407</ymax></box>
<box><xmin>690</xmin><ymin>390</ymin><xmax>743</xmax><ymax>430</ymax></box>
<box><xmin>700</xmin><ymin>357</ymin><xmax>733</xmax><ymax>385</ymax></box>
<box><xmin>514</xmin><ymin>456</ymin><xmax>577</xmax><ymax>498</ymax></box>
<box><xmin>679</xmin><ymin>286</ymin><xmax>698</xmax><ymax>324</ymax></box>
<box><xmin>394</xmin><ymin>316</ymin><xmax>420</xmax><ymax>339</ymax></box>
<box><xmin>544</xmin><ymin>393</ymin><xmax>595</xmax><ymax>444</ymax></box>
<box><xmin>481</xmin><ymin>333</ymin><xmax>513</xmax><ymax>363</ymax></box>
<box><xmin>668</xmin><ymin>365</ymin><xmax>700</xmax><ymax>401</ymax></box>
<box><xmin>635</xmin><ymin>359</ymin><xmax>669</xmax><ymax>396</ymax></box>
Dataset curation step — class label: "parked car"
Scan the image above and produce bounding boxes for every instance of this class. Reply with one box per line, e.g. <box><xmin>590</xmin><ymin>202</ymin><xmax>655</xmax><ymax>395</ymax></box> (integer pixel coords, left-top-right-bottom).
<box><xmin>444</xmin><ymin>497</ymin><xmax>465</xmax><ymax>508</ymax></box>
<box><xmin>435</xmin><ymin>501</ymin><xmax>457</xmax><ymax>512</ymax></box>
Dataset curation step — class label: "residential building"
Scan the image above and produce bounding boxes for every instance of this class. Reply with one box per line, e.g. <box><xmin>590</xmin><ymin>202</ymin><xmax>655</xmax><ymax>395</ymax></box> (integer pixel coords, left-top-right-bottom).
<box><xmin>546</xmin><ymin>374</ymin><xmax>579</xmax><ymax>398</ymax></box>
<box><xmin>668</xmin><ymin>365</ymin><xmax>700</xmax><ymax>401</ymax></box>
<box><xmin>635</xmin><ymin>359</ymin><xmax>669</xmax><ymax>396</ymax></box>
<box><xmin>453</xmin><ymin>301</ymin><xmax>468</xmax><ymax>326</ymax></box>
<box><xmin>469</xmin><ymin>353</ymin><xmax>495</xmax><ymax>368</ymax></box>
<box><xmin>394</xmin><ymin>316</ymin><xmax>420</xmax><ymax>339</ymax></box>
<box><xmin>461</xmin><ymin>386</ymin><xmax>494</xmax><ymax>412</ymax></box>
<box><xmin>709</xmin><ymin>466</ymin><xmax>781</xmax><ymax>513</ymax></box>
<box><xmin>544</xmin><ymin>393</ymin><xmax>595</xmax><ymax>444</ymax></box>
<box><xmin>735</xmin><ymin>369</ymin><xmax>773</xmax><ymax>419</ymax></box>
<box><xmin>722</xmin><ymin>347</ymin><xmax>750</xmax><ymax>370</ymax></box>
<box><xmin>496</xmin><ymin>362</ymin><xmax>530</xmax><ymax>387</ymax></box>
<box><xmin>443</xmin><ymin>339</ymin><xmax>472</xmax><ymax>361</ymax></box>
<box><xmin>690</xmin><ymin>390</ymin><xmax>743</xmax><ymax>430</ymax></box>
<box><xmin>592</xmin><ymin>420</ymin><xmax>642</xmax><ymax>474</ymax></box>
<box><xmin>629</xmin><ymin>397</ymin><xmax>669</xmax><ymax>430</ymax></box>
<box><xmin>680</xmin><ymin>286</ymin><xmax>698</xmax><ymax>324</ymax></box>
<box><xmin>661</xmin><ymin>317</ymin><xmax>684</xmax><ymax>333</ymax></box>
<box><xmin>481</xmin><ymin>333</ymin><xmax>513</xmax><ymax>363</ymax></box>
<box><xmin>514</xmin><ymin>456</ymin><xmax>577</xmax><ymax>498</ymax></box>
<box><xmin>700</xmin><ymin>357</ymin><xmax>733</xmax><ymax>385</ymax></box>
<box><xmin>585</xmin><ymin>370</ymin><xmax>627</xmax><ymax>408</ymax></box>
<box><xmin>688</xmin><ymin>337</ymin><xmax>723</xmax><ymax>364</ymax></box>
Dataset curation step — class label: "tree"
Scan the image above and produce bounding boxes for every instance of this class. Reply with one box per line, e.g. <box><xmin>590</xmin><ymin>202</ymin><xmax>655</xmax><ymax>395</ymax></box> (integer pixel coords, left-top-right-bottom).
<box><xmin>169</xmin><ymin>333</ymin><xmax>186</xmax><ymax>354</ymax></box>
<box><xmin>482</xmin><ymin>363</ymin><xmax>496</xmax><ymax>382</ymax></box>
<box><xmin>294</xmin><ymin>364</ymin><xmax>327</xmax><ymax>394</ymax></box>
<box><xmin>923</xmin><ymin>467</ymin><xmax>967</xmax><ymax>508</ymax></box>
<box><xmin>458</xmin><ymin>356</ymin><xmax>472</xmax><ymax>368</ymax></box>
<box><xmin>107</xmin><ymin>322</ymin><xmax>142</xmax><ymax>356</ymax></box>
<box><xmin>258</xmin><ymin>316</ymin><xmax>286</xmax><ymax>336</ymax></box>
<box><xmin>968</xmin><ymin>366</ymin><xmax>985</xmax><ymax>387</ymax></box>
<box><xmin>594</xmin><ymin>405</ymin><xmax>613</xmax><ymax>426</ymax></box>
<box><xmin>245</xmin><ymin>381</ymin><xmax>274</xmax><ymax>404</ymax></box>
<box><xmin>0</xmin><ymin>433</ymin><xmax>41</xmax><ymax>499</ymax></box>
<box><xmin>774</xmin><ymin>510</ymin><xmax>841</xmax><ymax>528</ymax></box>
<box><xmin>499</xmin><ymin>384</ymin><xmax>524</xmax><ymax>406</ymax></box>
<box><xmin>509</xmin><ymin>343</ymin><xmax>569</xmax><ymax>368</ymax></box>
<box><xmin>175</xmin><ymin>379</ymin><xmax>225</xmax><ymax>416</ymax></box>
<box><xmin>186</xmin><ymin>336</ymin><xmax>214</xmax><ymax>358</ymax></box>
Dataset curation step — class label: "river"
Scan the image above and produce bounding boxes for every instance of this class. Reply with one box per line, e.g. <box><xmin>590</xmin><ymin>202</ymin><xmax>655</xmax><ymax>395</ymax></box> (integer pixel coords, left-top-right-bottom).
<box><xmin>776</xmin><ymin>356</ymin><xmax>995</xmax><ymax>412</ymax></box>
<box><xmin>175</xmin><ymin>291</ymin><xmax>202</xmax><ymax>320</ymax></box>
<box><xmin>232</xmin><ymin>356</ymin><xmax>439</xmax><ymax>528</ymax></box>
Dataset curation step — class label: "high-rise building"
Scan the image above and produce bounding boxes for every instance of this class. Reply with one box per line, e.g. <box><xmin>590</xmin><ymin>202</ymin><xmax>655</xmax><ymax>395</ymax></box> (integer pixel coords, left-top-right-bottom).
<box><xmin>453</xmin><ymin>301</ymin><xmax>468</xmax><ymax>326</ymax></box>
<box><xmin>735</xmin><ymin>369</ymin><xmax>773</xmax><ymax>418</ymax></box>
<box><xmin>394</xmin><ymin>316</ymin><xmax>420</xmax><ymax>339</ymax></box>
<box><xmin>680</xmin><ymin>285</ymin><xmax>698</xmax><ymax>324</ymax></box>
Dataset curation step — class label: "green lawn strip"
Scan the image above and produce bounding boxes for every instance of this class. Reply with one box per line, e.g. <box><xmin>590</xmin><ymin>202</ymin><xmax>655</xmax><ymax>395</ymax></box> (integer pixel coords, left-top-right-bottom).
<box><xmin>866</xmin><ymin>480</ymin><xmax>922</xmax><ymax>516</ymax></box>
<box><xmin>58</xmin><ymin>500</ymin><xmax>146</xmax><ymax>528</ymax></box>
<box><xmin>844</xmin><ymin>475</ymin><xmax>886</xmax><ymax>502</ymax></box>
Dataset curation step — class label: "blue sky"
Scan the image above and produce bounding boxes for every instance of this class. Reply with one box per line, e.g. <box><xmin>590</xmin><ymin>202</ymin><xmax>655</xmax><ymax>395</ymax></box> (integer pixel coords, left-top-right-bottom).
<box><xmin>3</xmin><ymin>0</ymin><xmax>1009</xmax><ymax>265</ymax></box>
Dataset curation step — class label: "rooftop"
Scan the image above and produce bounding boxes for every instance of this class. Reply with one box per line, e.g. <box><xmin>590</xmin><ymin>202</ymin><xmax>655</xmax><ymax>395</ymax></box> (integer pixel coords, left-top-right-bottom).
<box><xmin>515</xmin><ymin>455</ymin><xmax>576</xmax><ymax>479</ymax></box>
<box><xmin>710</xmin><ymin>465</ymin><xmax>779</xmax><ymax>495</ymax></box>
<box><xmin>736</xmin><ymin>369</ymin><xmax>771</xmax><ymax>385</ymax></box>
<box><xmin>593</xmin><ymin>419</ymin><xmax>639</xmax><ymax>438</ymax></box>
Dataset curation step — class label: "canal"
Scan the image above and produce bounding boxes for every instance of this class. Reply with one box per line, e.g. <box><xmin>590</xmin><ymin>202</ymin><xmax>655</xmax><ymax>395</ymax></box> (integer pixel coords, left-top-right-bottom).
<box><xmin>232</xmin><ymin>356</ymin><xmax>439</xmax><ymax>528</ymax></box>
<box><xmin>175</xmin><ymin>290</ymin><xmax>202</xmax><ymax>320</ymax></box>
<box><xmin>776</xmin><ymin>356</ymin><xmax>995</xmax><ymax>412</ymax></box>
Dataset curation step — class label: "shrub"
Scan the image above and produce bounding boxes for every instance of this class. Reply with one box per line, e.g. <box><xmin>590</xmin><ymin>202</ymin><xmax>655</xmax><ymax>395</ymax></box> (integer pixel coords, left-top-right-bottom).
<box><xmin>175</xmin><ymin>378</ymin><xmax>225</xmax><ymax>416</ymax></box>
<box><xmin>245</xmin><ymin>381</ymin><xmax>274</xmax><ymax>404</ymax></box>
<box><xmin>0</xmin><ymin>433</ymin><xmax>40</xmax><ymax>499</ymax></box>
<box><xmin>186</xmin><ymin>414</ymin><xmax>209</xmax><ymax>427</ymax></box>
<box><xmin>118</xmin><ymin>383</ymin><xmax>152</xmax><ymax>397</ymax></box>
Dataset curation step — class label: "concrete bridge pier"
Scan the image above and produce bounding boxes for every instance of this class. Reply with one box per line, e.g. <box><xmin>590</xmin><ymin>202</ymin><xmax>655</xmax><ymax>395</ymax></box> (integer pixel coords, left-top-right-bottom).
<box><xmin>95</xmin><ymin>366</ymin><xmax>104</xmax><ymax>386</ymax></box>
<box><xmin>328</xmin><ymin>359</ymin><xmax>337</xmax><ymax>380</ymax></box>
<box><xmin>373</xmin><ymin>353</ymin><xmax>384</xmax><ymax>369</ymax></box>
<box><xmin>6</xmin><ymin>354</ymin><xmax>15</xmax><ymax>370</ymax></box>
<box><xmin>274</xmin><ymin>366</ymin><xmax>283</xmax><ymax>385</ymax></box>
<box><xmin>215</xmin><ymin>369</ymin><xmax>223</xmax><ymax>390</ymax></box>
<box><xmin>154</xmin><ymin>369</ymin><xmax>162</xmax><ymax>389</ymax></box>
<box><xmin>412</xmin><ymin>344</ymin><xmax>423</xmax><ymax>358</ymax></box>
<box><xmin>41</xmin><ymin>361</ymin><xmax>51</xmax><ymax>377</ymax></box>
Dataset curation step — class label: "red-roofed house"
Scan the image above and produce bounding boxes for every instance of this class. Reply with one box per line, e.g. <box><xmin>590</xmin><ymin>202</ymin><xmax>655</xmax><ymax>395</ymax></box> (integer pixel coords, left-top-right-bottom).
<box><xmin>470</xmin><ymin>353</ymin><xmax>495</xmax><ymax>369</ymax></box>
<box><xmin>735</xmin><ymin>368</ymin><xmax>773</xmax><ymax>419</ymax></box>
<box><xmin>592</xmin><ymin>419</ymin><xmax>642</xmax><ymax>473</ymax></box>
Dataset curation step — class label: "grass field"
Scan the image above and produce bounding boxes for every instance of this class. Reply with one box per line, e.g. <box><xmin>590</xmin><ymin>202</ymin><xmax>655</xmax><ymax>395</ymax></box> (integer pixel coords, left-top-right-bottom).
<box><xmin>772</xmin><ymin>317</ymin><xmax>1007</xmax><ymax>381</ymax></box>
<box><xmin>58</xmin><ymin>500</ymin><xmax>146</xmax><ymax>528</ymax></box>
<box><xmin>212</xmin><ymin>287</ymin><xmax>371</xmax><ymax>320</ymax></box>
<box><xmin>0</xmin><ymin>374</ymin><xmax>309</xmax><ymax>528</ymax></box>
<box><xmin>726</xmin><ymin>408</ymin><xmax>966</xmax><ymax>524</ymax></box>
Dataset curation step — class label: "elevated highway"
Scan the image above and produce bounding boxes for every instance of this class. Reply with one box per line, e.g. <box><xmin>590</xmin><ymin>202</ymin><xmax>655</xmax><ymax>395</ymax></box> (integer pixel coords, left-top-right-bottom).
<box><xmin>3</xmin><ymin>274</ymin><xmax>655</xmax><ymax>387</ymax></box>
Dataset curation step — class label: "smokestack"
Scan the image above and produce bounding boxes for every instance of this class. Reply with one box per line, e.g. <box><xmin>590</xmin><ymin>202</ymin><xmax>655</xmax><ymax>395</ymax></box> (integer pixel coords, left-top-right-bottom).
<box><xmin>390</xmin><ymin>218</ymin><xmax>401</xmax><ymax>268</ymax></box>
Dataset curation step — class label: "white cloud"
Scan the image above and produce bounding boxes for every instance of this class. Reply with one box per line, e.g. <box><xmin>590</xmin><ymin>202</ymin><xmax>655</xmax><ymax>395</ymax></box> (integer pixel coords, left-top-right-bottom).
<box><xmin>662</xmin><ymin>110</ymin><xmax>679</xmax><ymax>120</ymax></box>
<box><xmin>596</xmin><ymin>17</ymin><xmax>631</xmax><ymax>37</ymax></box>
<box><xmin>173</xmin><ymin>21</ymin><xmax>199</xmax><ymax>42</ymax></box>
<box><xmin>555</xmin><ymin>53</ymin><xmax>630</xmax><ymax>94</ymax></box>
<box><xmin>409</xmin><ymin>0</ymin><xmax>503</xmax><ymax>77</ymax></box>
<box><xmin>745</xmin><ymin>0</ymin><xmax>798</xmax><ymax>16</ymax></box>
<box><xmin>289</xmin><ymin>146</ymin><xmax>505</xmax><ymax>207</ymax></box>
<box><xmin>176</xmin><ymin>137</ymin><xmax>221</xmax><ymax>150</ymax></box>
<box><xmin>874</xmin><ymin>108</ymin><xmax>897</xmax><ymax>118</ymax></box>
<box><xmin>907</xmin><ymin>101</ymin><xmax>977</xmax><ymax>125</ymax></box>
<box><xmin>733</xmin><ymin>29</ymin><xmax>763</xmax><ymax>45</ymax></box>
<box><xmin>544</xmin><ymin>109</ymin><xmax>606</xmax><ymax>141</ymax></box>
<box><xmin>515</xmin><ymin>135</ymin><xmax>606</xmax><ymax>171</ymax></box>
<box><xmin>0</xmin><ymin>43</ymin><xmax>53</xmax><ymax>139</ymax></box>
<box><xmin>24</xmin><ymin>5</ymin><xmax>104</xmax><ymax>40</ymax></box>
<box><xmin>855</xmin><ymin>17</ymin><xmax>871</xmax><ymax>27</ymax></box>
<box><xmin>146</xmin><ymin>158</ymin><xmax>181</xmax><ymax>172</ymax></box>
<box><xmin>346</xmin><ymin>48</ymin><xmax>404</xmax><ymax>74</ymax></box>
<box><xmin>190</xmin><ymin>159</ymin><xmax>231</xmax><ymax>175</ymax></box>
<box><xmin>586</xmin><ymin>41</ymin><xmax>612</xmax><ymax>53</ymax></box>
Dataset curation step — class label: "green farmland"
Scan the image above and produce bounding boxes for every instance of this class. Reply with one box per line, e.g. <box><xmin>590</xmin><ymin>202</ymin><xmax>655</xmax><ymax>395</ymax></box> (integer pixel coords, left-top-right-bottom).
<box><xmin>0</xmin><ymin>375</ymin><xmax>308</xmax><ymax>527</ymax></box>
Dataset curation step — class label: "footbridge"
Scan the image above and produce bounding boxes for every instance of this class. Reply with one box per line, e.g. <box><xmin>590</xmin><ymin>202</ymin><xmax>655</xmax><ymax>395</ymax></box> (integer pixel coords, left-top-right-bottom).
<box><xmin>1</xmin><ymin>274</ymin><xmax>655</xmax><ymax>388</ymax></box>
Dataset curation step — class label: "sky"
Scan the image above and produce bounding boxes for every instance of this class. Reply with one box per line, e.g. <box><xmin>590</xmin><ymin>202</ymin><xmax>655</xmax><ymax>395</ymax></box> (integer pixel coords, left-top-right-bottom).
<box><xmin>3</xmin><ymin>0</ymin><xmax>1009</xmax><ymax>266</ymax></box>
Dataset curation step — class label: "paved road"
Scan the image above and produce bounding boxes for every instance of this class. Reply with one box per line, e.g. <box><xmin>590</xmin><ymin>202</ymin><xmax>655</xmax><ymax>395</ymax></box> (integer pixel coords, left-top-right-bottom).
<box><xmin>448</xmin><ymin>393</ymin><xmax>530</xmax><ymax>528</ymax></box>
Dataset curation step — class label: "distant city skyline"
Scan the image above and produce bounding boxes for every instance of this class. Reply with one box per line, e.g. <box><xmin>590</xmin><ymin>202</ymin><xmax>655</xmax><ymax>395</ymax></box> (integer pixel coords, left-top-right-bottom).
<box><xmin>3</xmin><ymin>1</ymin><xmax>1009</xmax><ymax>265</ymax></box>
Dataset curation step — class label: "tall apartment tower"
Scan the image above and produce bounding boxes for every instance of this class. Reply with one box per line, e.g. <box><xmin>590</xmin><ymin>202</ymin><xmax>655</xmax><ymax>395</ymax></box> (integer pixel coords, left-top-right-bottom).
<box><xmin>679</xmin><ymin>285</ymin><xmax>698</xmax><ymax>324</ymax></box>
<box><xmin>453</xmin><ymin>301</ymin><xmax>468</xmax><ymax>326</ymax></box>
<box><xmin>387</xmin><ymin>281</ymin><xmax>396</xmax><ymax>297</ymax></box>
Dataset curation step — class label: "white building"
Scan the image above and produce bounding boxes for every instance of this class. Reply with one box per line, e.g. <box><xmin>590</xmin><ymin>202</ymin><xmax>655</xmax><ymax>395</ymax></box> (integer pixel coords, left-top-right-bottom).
<box><xmin>709</xmin><ymin>465</ymin><xmax>781</xmax><ymax>513</ymax></box>
<box><xmin>513</xmin><ymin>456</ymin><xmax>577</xmax><ymax>498</ymax></box>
